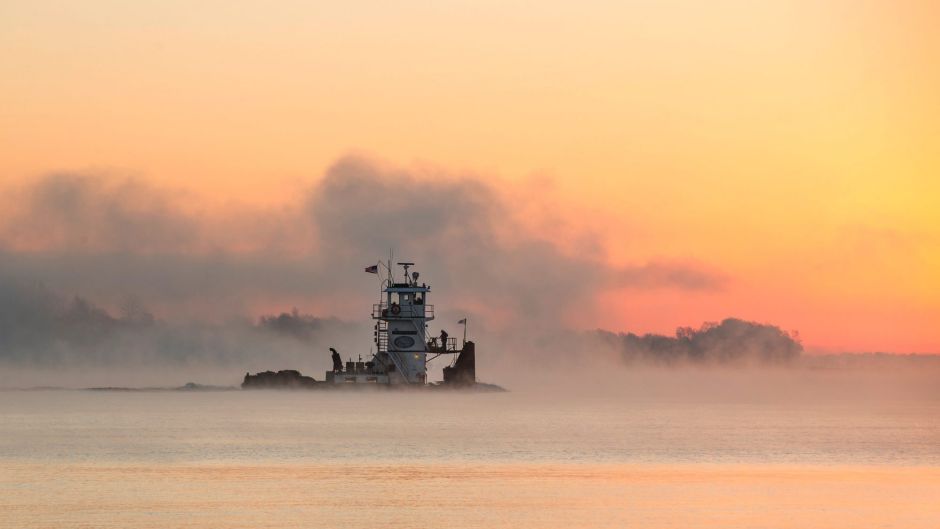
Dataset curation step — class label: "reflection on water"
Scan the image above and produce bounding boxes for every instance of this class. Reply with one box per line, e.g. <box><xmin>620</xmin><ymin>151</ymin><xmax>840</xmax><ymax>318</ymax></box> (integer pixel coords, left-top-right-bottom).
<box><xmin>1</xmin><ymin>388</ymin><xmax>938</xmax><ymax>528</ymax></box>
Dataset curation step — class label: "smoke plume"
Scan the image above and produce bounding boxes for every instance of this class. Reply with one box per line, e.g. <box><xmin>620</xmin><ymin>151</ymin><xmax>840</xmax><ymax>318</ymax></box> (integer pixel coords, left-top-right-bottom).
<box><xmin>0</xmin><ymin>155</ymin><xmax>806</xmax><ymax>386</ymax></box>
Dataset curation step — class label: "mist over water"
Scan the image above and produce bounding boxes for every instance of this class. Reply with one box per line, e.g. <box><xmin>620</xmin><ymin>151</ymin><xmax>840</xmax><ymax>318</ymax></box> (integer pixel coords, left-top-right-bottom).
<box><xmin>2</xmin><ymin>291</ymin><xmax>938</xmax><ymax>529</ymax></box>
<box><xmin>1</xmin><ymin>160</ymin><xmax>938</xmax><ymax>528</ymax></box>
<box><xmin>0</xmin><ymin>158</ymin><xmax>730</xmax><ymax>386</ymax></box>
<box><xmin>1</xmin><ymin>158</ymin><xmax>935</xmax><ymax>391</ymax></box>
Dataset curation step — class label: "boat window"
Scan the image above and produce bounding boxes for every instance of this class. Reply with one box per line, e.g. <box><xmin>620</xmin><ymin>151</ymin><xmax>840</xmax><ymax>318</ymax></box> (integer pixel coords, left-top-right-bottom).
<box><xmin>402</xmin><ymin>293</ymin><xmax>410</xmax><ymax>304</ymax></box>
<box><xmin>390</xmin><ymin>293</ymin><xmax>399</xmax><ymax>304</ymax></box>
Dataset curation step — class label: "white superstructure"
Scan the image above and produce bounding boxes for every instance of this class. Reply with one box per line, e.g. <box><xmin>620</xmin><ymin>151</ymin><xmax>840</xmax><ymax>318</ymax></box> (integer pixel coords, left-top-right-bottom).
<box><xmin>372</xmin><ymin>262</ymin><xmax>433</xmax><ymax>384</ymax></box>
<box><xmin>326</xmin><ymin>260</ymin><xmax>464</xmax><ymax>385</ymax></box>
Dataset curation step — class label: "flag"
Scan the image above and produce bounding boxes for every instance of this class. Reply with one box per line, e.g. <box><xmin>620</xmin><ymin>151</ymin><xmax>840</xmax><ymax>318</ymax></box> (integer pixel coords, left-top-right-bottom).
<box><xmin>364</xmin><ymin>265</ymin><xmax>378</xmax><ymax>274</ymax></box>
<box><xmin>457</xmin><ymin>318</ymin><xmax>467</xmax><ymax>324</ymax></box>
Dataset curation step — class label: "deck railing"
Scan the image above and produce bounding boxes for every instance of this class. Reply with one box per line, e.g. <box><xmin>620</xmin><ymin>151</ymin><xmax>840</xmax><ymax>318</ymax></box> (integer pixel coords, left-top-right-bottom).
<box><xmin>372</xmin><ymin>302</ymin><xmax>434</xmax><ymax>319</ymax></box>
<box><xmin>428</xmin><ymin>337</ymin><xmax>460</xmax><ymax>352</ymax></box>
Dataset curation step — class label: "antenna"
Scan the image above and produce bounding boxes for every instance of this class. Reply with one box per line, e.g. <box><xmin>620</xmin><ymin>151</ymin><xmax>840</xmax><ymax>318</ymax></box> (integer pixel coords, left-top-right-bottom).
<box><xmin>398</xmin><ymin>262</ymin><xmax>414</xmax><ymax>284</ymax></box>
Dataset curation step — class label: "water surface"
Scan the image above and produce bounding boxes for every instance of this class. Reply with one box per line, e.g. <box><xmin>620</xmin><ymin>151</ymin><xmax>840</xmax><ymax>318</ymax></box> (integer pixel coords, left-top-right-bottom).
<box><xmin>1</xmin><ymin>385</ymin><xmax>938</xmax><ymax>528</ymax></box>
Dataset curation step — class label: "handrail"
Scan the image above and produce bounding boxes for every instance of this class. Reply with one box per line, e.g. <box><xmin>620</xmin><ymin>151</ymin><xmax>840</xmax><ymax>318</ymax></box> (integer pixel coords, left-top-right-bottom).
<box><xmin>428</xmin><ymin>337</ymin><xmax>460</xmax><ymax>352</ymax></box>
<box><xmin>384</xmin><ymin>351</ymin><xmax>411</xmax><ymax>383</ymax></box>
<box><xmin>372</xmin><ymin>303</ymin><xmax>434</xmax><ymax>319</ymax></box>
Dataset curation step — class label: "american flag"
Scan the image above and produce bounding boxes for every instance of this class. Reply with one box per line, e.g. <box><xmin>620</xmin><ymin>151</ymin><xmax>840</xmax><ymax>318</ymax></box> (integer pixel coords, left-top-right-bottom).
<box><xmin>364</xmin><ymin>265</ymin><xmax>378</xmax><ymax>274</ymax></box>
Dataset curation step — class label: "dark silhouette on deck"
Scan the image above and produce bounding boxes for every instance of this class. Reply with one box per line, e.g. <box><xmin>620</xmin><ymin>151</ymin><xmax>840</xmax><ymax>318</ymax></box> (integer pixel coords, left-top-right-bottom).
<box><xmin>442</xmin><ymin>341</ymin><xmax>475</xmax><ymax>386</ymax></box>
<box><xmin>330</xmin><ymin>347</ymin><xmax>343</xmax><ymax>372</ymax></box>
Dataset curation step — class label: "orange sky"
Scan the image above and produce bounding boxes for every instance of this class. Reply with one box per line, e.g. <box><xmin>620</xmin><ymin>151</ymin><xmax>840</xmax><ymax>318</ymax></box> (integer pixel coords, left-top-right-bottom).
<box><xmin>2</xmin><ymin>1</ymin><xmax>938</xmax><ymax>352</ymax></box>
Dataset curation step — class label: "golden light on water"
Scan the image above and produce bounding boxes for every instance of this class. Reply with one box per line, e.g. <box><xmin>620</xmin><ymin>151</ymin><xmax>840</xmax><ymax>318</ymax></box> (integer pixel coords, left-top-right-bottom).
<box><xmin>5</xmin><ymin>462</ymin><xmax>939</xmax><ymax>528</ymax></box>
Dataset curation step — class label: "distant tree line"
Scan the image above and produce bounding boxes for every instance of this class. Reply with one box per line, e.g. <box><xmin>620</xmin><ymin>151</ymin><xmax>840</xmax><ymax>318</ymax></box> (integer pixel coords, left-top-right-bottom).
<box><xmin>257</xmin><ymin>308</ymin><xmax>330</xmax><ymax>340</ymax></box>
<box><xmin>0</xmin><ymin>278</ymin><xmax>349</xmax><ymax>366</ymax></box>
<box><xmin>596</xmin><ymin>318</ymin><xmax>803</xmax><ymax>365</ymax></box>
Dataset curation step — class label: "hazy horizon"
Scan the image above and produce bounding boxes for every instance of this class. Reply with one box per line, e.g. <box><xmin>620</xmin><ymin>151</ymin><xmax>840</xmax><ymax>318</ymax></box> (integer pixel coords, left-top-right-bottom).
<box><xmin>4</xmin><ymin>1</ymin><xmax>940</xmax><ymax>354</ymax></box>
<box><xmin>3</xmin><ymin>2</ymin><xmax>938</xmax><ymax>527</ymax></box>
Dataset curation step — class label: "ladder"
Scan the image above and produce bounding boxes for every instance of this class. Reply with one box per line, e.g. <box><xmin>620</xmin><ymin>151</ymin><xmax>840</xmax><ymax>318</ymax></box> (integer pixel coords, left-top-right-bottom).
<box><xmin>376</xmin><ymin>320</ymin><xmax>411</xmax><ymax>382</ymax></box>
<box><xmin>376</xmin><ymin>320</ymin><xmax>389</xmax><ymax>352</ymax></box>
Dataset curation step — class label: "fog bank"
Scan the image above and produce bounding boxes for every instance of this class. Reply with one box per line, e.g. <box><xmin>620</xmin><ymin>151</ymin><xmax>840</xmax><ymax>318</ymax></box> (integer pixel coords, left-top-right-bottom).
<box><xmin>0</xmin><ymin>156</ymin><xmax>934</xmax><ymax>390</ymax></box>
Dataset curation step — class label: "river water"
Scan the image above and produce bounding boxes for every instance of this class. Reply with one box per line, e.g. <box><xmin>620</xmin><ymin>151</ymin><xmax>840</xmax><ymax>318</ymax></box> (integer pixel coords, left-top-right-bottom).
<box><xmin>1</xmin><ymin>377</ymin><xmax>938</xmax><ymax>528</ymax></box>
